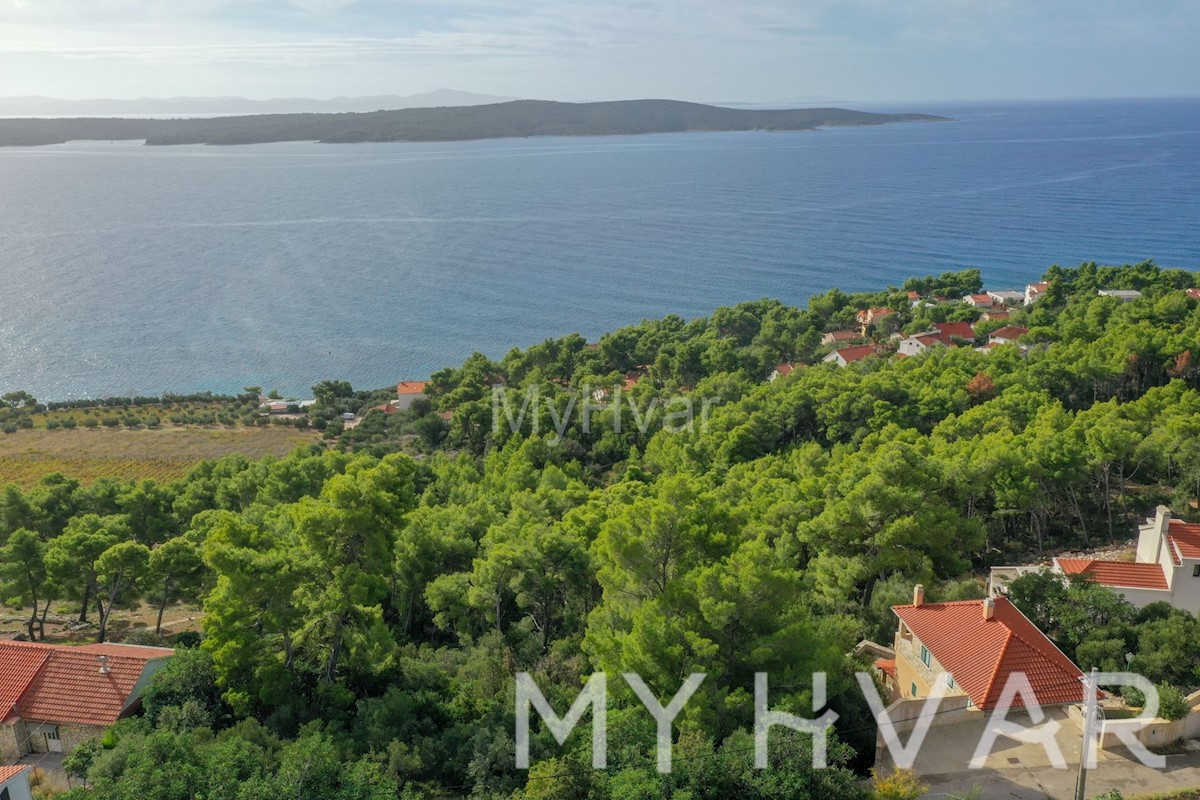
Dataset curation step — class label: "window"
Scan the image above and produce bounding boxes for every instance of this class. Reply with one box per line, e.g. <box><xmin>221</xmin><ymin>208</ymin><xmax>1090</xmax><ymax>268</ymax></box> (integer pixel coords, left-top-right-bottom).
<box><xmin>910</xmin><ymin>682</ymin><xmax>918</xmax><ymax>698</ymax></box>
<box><xmin>920</xmin><ymin>645</ymin><xmax>932</xmax><ymax>667</ymax></box>
<box><xmin>947</xmin><ymin>675</ymin><xmax>956</xmax><ymax>689</ymax></box>
<box><xmin>1193</xmin><ymin>564</ymin><xmax>1200</xmax><ymax>577</ymax></box>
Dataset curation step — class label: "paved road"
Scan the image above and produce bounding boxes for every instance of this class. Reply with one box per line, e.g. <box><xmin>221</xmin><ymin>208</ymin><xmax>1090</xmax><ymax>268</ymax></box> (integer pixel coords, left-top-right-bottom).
<box><xmin>922</xmin><ymin>751</ymin><xmax>1200</xmax><ymax>799</ymax></box>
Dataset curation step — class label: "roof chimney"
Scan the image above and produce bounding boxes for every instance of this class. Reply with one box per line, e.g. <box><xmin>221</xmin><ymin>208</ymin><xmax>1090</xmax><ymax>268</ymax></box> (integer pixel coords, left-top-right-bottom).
<box><xmin>983</xmin><ymin>597</ymin><xmax>996</xmax><ymax>621</ymax></box>
<box><xmin>97</xmin><ymin>655</ymin><xmax>111</xmax><ymax>675</ymax></box>
<box><xmin>913</xmin><ymin>584</ymin><xmax>925</xmax><ymax>607</ymax></box>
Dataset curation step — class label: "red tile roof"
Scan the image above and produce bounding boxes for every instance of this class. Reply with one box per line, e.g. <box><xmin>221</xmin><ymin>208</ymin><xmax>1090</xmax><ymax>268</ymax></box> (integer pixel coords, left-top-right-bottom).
<box><xmin>832</xmin><ymin>344</ymin><xmax>878</xmax><ymax>364</ymax></box>
<box><xmin>1055</xmin><ymin>558</ymin><xmax>1169</xmax><ymax>590</ymax></box>
<box><xmin>934</xmin><ymin>321</ymin><xmax>976</xmax><ymax>340</ymax></box>
<box><xmin>1187</xmin><ymin>289</ymin><xmax>1200</xmax><ymax>300</ymax></box>
<box><xmin>1167</xmin><ymin>520</ymin><xmax>1200</xmax><ymax>564</ymax></box>
<box><xmin>0</xmin><ymin>765</ymin><xmax>29</xmax><ymax>784</ymax></box>
<box><xmin>773</xmin><ymin>363</ymin><xmax>795</xmax><ymax>377</ymax></box>
<box><xmin>893</xmin><ymin>597</ymin><xmax>1084</xmax><ymax>709</ymax></box>
<box><xmin>966</xmin><ymin>294</ymin><xmax>994</xmax><ymax>305</ymax></box>
<box><xmin>1028</xmin><ymin>282</ymin><xmax>1049</xmax><ymax>292</ymax></box>
<box><xmin>914</xmin><ymin>333</ymin><xmax>951</xmax><ymax>348</ymax></box>
<box><xmin>1</xmin><ymin>640</ymin><xmax>171</xmax><ymax>725</ymax></box>
<box><xmin>0</xmin><ymin>642</ymin><xmax>49</xmax><ymax>720</ymax></box>
<box><xmin>874</xmin><ymin>658</ymin><xmax>897</xmax><ymax>679</ymax></box>
<box><xmin>989</xmin><ymin>326</ymin><xmax>1030</xmax><ymax>342</ymax></box>
<box><xmin>396</xmin><ymin>381</ymin><xmax>428</xmax><ymax>395</ymax></box>
<box><xmin>370</xmin><ymin>403</ymin><xmax>397</xmax><ymax>414</ymax></box>
<box><xmin>824</xmin><ymin>330</ymin><xmax>860</xmax><ymax>342</ymax></box>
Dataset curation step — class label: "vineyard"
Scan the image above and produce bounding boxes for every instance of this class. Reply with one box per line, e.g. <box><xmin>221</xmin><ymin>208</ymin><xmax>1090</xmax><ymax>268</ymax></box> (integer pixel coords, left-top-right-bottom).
<box><xmin>0</xmin><ymin>425</ymin><xmax>320</xmax><ymax>487</ymax></box>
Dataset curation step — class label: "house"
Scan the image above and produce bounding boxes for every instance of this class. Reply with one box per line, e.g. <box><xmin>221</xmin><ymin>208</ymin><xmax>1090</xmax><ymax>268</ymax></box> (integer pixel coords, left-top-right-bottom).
<box><xmin>1098</xmin><ymin>289</ymin><xmax>1143</xmax><ymax>303</ymax></box>
<box><xmin>0</xmin><ymin>765</ymin><xmax>31</xmax><ymax>800</ymax></box>
<box><xmin>906</xmin><ymin>290</ymin><xmax>922</xmax><ymax>308</ymax></box>
<box><xmin>1186</xmin><ymin>289</ymin><xmax>1200</xmax><ymax>301</ymax></box>
<box><xmin>986</xmin><ymin>290</ymin><xmax>1024</xmax><ymax>306</ymax></box>
<box><xmin>987</xmin><ymin>325</ymin><xmax>1029</xmax><ymax>346</ymax></box>
<box><xmin>265</xmin><ymin>401</ymin><xmax>290</xmax><ymax>415</ymax></box>
<box><xmin>933</xmin><ymin>321</ymin><xmax>976</xmax><ymax>341</ymax></box>
<box><xmin>1025</xmin><ymin>282</ymin><xmax>1049</xmax><ymax>306</ymax></box>
<box><xmin>395</xmin><ymin>381</ymin><xmax>429</xmax><ymax>411</ymax></box>
<box><xmin>369</xmin><ymin>403</ymin><xmax>398</xmax><ymax>415</ymax></box>
<box><xmin>820</xmin><ymin>330</ymin><xmax>861</xmax><ymax>347</ymax></box>
<box><xmin>962</xmin><ymin>294</ymin><xmax>995</xmax><ymax>308</ymax></box>
<box><xmin>891</xmin><ymin>586</ymin><xmax>1084</xmax><ymax>709</ymax></box>
<box><xmin>768</xmin><ymin>363</ymin><xmax>795</xmax><ymax>382</ymax></box>
<box><xmin>980</xmin><ymin>309</ymin><xmax>1011</xmax><ymax>322</ymax></box>
<box><xmin>823</xmin><ymin>344</ymin><xmax>878</xmax><ymax>367</ymax></box>
<box><xmin>896</xmin><ymin>332</ymin><xmax>950</xmax><ymax>357</ymax></box>
<box><xmin>0</xmin><ymin>641</ymin><xmax>173</xmax><ymax>761</ymax></box>
<box><xmin>856</xmin><ymin>307</ymin><xmax>894</xmax><ymax>335</ymax></box>
<box><xmin>1050</xmin><ymin>507</ymin><xmax>1200</xmax><ymax>612</ymax></box>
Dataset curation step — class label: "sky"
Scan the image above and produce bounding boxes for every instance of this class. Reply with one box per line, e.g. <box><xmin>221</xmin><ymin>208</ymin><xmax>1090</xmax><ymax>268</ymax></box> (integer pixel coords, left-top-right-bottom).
<box><xmin>0</xmin><ymin>0</ymin><xmax>1197</xmax><ymax>103</ymax></box>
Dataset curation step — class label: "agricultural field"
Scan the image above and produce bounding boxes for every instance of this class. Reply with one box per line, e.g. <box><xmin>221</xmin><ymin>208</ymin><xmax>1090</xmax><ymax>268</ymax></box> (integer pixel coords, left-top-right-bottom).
<box><xmin>0</xmin><ymin>425</ymin><xmax>320</xmax><ymax>487</ymax></box>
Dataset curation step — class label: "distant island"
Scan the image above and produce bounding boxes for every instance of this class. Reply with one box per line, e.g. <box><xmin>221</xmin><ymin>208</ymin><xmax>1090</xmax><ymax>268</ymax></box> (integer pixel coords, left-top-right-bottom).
<box><xmin>0</xmin><ymin>99</ymin><xmax>949</xmax><ymax>147</ymax></box>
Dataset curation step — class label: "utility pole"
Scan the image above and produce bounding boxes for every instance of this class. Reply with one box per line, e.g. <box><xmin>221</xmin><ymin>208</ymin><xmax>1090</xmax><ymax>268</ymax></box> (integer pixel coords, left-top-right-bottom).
<box><xmin>1075</xmin><ymin>667</ymin><xmax>1099</xmax><ymax>800</ymax></box>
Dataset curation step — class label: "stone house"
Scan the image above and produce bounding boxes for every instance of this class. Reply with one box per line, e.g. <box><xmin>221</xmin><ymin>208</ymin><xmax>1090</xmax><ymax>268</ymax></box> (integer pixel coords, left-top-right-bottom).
<box><xmin>0</xmin><ymin>641</ymin><xmax>172</xmax><ymax>762</ymax></box>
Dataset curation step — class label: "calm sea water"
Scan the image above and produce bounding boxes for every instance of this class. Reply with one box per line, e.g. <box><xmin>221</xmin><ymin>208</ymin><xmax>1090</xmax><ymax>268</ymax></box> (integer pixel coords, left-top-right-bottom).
<box><xmin>0</xmin><ymin>98</ymin><xmax>1197</xmax><ymax>400</ymax></box>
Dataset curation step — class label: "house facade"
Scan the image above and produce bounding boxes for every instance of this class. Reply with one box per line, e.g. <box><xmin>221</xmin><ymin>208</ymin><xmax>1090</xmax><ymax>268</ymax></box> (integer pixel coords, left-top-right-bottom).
<box><xmin>0</xmin><ymin>641</ymin><xmax>172</xmax><ymax>762</ymax></box>
<box><xmin>1025</xmin><ymin>282</ymin><xmax>1049</xmax><ymax>306</ymax></box>
<box><xmin>823</xmin><ymin>344</ymin><xmax>877</xmax><ymax>367</ymax></box>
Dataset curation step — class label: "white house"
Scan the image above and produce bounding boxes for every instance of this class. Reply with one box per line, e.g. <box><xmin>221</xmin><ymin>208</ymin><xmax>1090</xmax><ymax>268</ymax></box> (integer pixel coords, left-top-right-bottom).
<box><xmin>0</xmin><ymin>766</ymin><xmax>32</xmax><ymax>800</ymax></box>
<box><xmin>987</xmin><ymin>325</ymin><xmax>1029</xmax><ymax>346</ymax></box>
<box><xmin>768</xmin><ymin>363</ymin><xmax>795</xmax><ymax>382</ymax></box>
<box><xmin>897</xmin><ymin>332</ymin><xmax>949</xmax><ymax>357</ymax></box>
<box><xmin>962</xmin><ymin>293</ymin><xmax>995</xmax><ymax>308</ymax></box>
<box><xmin>1024</xmin><ymin>282</ymin><xmax>1049</xmax><ymax>306</ymax></box>
<box><xmin>823</xmin><ymin>344</ymin><xmax>877</xmax><ymax>367</ymax></box>
<box><xmin>1098</xmin><ymin>289</ymin><xmax>1143</xmax><ymax>303</ymax></box>
<box><xmin>990</xmin><ymin>507</ymin><xmax>1200</xmax><ymax>613</ymax></box>
<box><xmin>395</xmin><ymin>381</ymin><xmax>429</xmax><ymax>411</ymax></box>
<box><xmin>986</xmin><ymin>290</ymin><xmax>1024</xmax><ymax>306</ymax></box>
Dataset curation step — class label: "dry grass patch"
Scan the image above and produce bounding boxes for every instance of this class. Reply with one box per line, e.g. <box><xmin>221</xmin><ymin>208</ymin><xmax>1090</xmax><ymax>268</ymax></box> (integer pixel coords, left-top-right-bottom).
<box><xmin>0</xmin><ymin>425</ymin><xmax>319</xmax><ymax>487</ymax></box>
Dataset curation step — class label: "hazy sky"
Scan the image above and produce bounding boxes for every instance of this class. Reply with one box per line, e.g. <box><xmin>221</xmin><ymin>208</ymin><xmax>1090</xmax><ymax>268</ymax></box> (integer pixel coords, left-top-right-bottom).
<box><xmin>1</xmin><ymin>0</ymin><xmax>1196</xmax><ymax>102</ymax></box>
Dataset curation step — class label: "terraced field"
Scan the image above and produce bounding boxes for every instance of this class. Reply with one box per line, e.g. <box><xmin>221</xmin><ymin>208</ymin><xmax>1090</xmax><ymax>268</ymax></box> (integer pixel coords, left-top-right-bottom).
<box><xmin>0</xmin><ymin>425</ymin><xmax>320</xmax><ymax>487</ymax></box>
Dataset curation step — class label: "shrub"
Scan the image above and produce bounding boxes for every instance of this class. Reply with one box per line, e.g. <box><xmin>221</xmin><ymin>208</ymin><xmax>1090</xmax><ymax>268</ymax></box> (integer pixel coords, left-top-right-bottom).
<box><xmin>871</xmin><ymin>767</ymin><xmax>926</xmax><ymax>800</ymax></box>
<box><xmin>83</xmin><ymin>417</ymin><xmax>99</xmax><ymax>427</ymax></box>
<box><xmin>1158</xmin><ymin>683</ymin><xmax>1190</xmax><ymax>721</ymax></box>
<box><xmin>123</xmin><ymin>628</ymin><xmax>166</xmax><ymax>647</ymax></box>
<box><xmin>102</xmin><ymin>417</ymin><xmax>120</xmax><ymax>427</ymax></box>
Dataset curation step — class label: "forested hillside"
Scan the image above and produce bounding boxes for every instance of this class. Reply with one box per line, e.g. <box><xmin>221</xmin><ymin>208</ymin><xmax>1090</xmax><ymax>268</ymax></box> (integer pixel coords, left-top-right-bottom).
<box><xmin>3</xmin><ymin>260</ymin><xmax>1200</xmax><ymax>799</ymax></box>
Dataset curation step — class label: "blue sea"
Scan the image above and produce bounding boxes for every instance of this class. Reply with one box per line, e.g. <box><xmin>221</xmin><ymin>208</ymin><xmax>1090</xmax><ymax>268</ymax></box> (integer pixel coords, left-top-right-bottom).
<box><xmin>0</xmin><ymin>98</ymin><xmax>1197</xmax><ymax>400</ymax></box>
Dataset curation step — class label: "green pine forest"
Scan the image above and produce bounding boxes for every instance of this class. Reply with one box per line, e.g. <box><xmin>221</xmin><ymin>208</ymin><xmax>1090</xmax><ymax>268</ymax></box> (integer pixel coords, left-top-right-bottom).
<box><xmin>5</xmin><ymin>260</ymin><xmax>1200</xmax><ymax>799</ymax></box>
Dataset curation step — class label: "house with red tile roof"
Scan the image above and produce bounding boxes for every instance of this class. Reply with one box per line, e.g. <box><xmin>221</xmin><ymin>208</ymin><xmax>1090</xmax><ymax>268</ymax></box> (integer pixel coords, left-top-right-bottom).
<box><xmin>896</xmin><ymin>331</ymin><xmax>951</xmax><ymax>357</ymax></box>
<box><xmin>395</xmin><ymin>380</ymin><xmax>429</xmax><ymax>411</ymax></box>
<box><xmin>820</xmin><ymin>329</ymin><xmax>861</xmax><ymax>347</ymax></box>
<box><xmin>823</xmin><ymin>344</ymin><xmax>879</xmax><ymax>367</ymax></box>
<box><xmin>962</xmin><ymin>293</ymin><xmax>995</xmax><ymax>308</ymax></box>
<box><xmin>980</xmin><ymin>309</ymin><xmax>1011</xmax><ymax>323</ymax></box>
<box><xmin>767</xmin><ymin>363</ymin><xmax>795</xmax><ymax>382</ymax></box>
<box><xmin>0</xmin><ymin>764</ymin><xmax>31</xmax><ymax>800</ymax></box>
<box><xmin>1025</xmin><ymin>282</ymin><xmax>1049</xmax><ymax>306</ymax></box>
<box><xmin>1187</xmin><ymin>289</ymin><xmax>1200</xmax><ymax>301</ymax></box>
<box><xmin>1046</xmin><ymin>507</ymin><xmax>1200</xmax><ymax>612</ymax></box>
<box><xmin>856</xmin><ymin>307</ymin><xmax>895</xmax><ymax>335</ymax></box>
<box><xmin>933</xmin><ymin>321</ymin><xmax>976</xmax><ymax>341</ymax></box>
<box><xmin>0</xmin><ymin>641</ymin><xmax>172</xmax><ymax>762</ymax></box>
<box><xmin>891</xmin><ymin>586</ymin><xmax>1084</xmax><ymax>710</ymax></box>
<box><xmin>987</xmin><ymin>326</ymin><xmax>1030</xmax><ymax>346</ymax></box>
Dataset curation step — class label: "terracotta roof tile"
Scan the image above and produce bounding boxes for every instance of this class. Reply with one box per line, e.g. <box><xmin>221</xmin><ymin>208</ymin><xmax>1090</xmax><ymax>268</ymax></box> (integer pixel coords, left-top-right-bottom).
<box><xmin>833</xmin><ymin>344</ymin><xmax>878</xmax><ymax>363</ymax></box>
<box><xmin>893</xmin><ymin>597</ymin><xmax>1084</xmax><ymax>709</ymax></box>
<box><xmin>396</xmin><ymin>381</ymin><xmax>428</xmax><ymax>395</ymax></box>
<box><xmin>934</xmin><ymin>321</ymin><xmax>976</xmax><ymax>339</ymax></box>
<box><xmin>0</xmin><ymin>642</ymin><xmax>49</xmax><ymax>720</ymax></box>
<box><xmin>1</xmin><ymin>640</ymin><xmax>171</xmax><ymax>726</ymax></box>
<box><xmin>1167</xmin><ymin>521</ymin><xmax>1200</xmax><ymax>564</ymax></box>
<box><xmin>0</xmin><ymin>765</ymin><xmax>29</xmax><ymax>783</ymax></box>
<box><xmin>989</xmin><ymin>326</ymin><xmax>1030</xmax><ymax>342</ymax></box>
<box><xmin>1055</xmin><ymin>558</ymin><xmax>1169</xmax><ymax>590</ymax></box>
